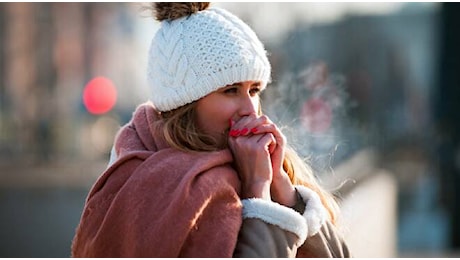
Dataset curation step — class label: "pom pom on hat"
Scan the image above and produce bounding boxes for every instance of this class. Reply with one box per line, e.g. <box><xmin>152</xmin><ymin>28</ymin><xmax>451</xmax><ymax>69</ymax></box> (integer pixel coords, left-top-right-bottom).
<box><xmin>147</xmin><ymin>2</ymin><xmax>271</xmax><ymax>112</ymax></box>
<box><xmin>153</xmin><ymin>2</ymin><xmax>211</xmax><ymax>21</ymax></box>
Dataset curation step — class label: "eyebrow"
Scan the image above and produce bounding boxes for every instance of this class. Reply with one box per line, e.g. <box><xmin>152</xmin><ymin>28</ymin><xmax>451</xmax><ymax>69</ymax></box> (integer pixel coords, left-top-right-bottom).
<box><xmin>226</xmin><ymin>82</ymin><xmax>261</xmax><ymax>87</ymax></box>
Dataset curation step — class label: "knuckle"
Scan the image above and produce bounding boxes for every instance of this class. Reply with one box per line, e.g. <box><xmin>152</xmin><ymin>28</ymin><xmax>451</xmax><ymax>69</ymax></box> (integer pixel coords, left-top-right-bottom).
<box><xmin>259</xmin><ymin>115</ymin><xmax>269</xmax><ymax>122</ymax></box>
<box><xmin>248</xmin><ymin>113</ymin><xmax>258</xmax><ymax>119</ymax></box>
<box><xmin>279</xmin><ymin>133</ymin><xmax>286</xmax><ymax>142</ymax></box>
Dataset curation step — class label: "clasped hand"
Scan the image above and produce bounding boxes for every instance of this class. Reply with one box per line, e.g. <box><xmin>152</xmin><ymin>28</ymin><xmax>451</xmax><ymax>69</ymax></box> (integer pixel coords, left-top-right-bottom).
<box><xmin>228</xmin><ymin>114</ymin><xmax>296</xmax><ymax>207</ymax></box>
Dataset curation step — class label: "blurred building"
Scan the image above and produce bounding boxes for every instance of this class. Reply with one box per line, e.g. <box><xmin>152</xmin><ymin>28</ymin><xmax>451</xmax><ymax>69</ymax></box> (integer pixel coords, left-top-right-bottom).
<box><xmin>0</xmin><ymin>3</ymin><xmax>151</xmax><ymax>166</ymax></box>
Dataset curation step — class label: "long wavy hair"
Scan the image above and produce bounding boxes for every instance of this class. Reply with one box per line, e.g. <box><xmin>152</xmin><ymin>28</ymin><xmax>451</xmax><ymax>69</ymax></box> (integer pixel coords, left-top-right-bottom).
<box><xmin>154</xmin><ymin>101</ymin><xmax>340</xmax><ymax>224</ymax></box>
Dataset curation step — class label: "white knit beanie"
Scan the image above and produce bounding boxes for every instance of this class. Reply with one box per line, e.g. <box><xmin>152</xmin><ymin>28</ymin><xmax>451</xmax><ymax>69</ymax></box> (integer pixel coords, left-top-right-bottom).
<box><xmin>147</xmin><ymin>3</ymin><xmax>271</xmax><ymax>112</ymax></box>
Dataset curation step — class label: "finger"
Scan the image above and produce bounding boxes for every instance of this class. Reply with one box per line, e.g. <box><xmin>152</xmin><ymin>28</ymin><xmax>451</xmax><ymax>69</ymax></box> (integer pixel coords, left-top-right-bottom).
<box><xmin>232</xmin><ymin>113</ymin><xmax>258</xmax><ymax>129</ymax></box>
<box><xmin>252</xmin><ymin>124</ymin><xmax>286</xmax><ymax>147</ymax></box>
<box><xmin>229</xmin><ymin>114</ymin><xmax>257</xmax><ymax>137</ymax></box>
<box><xmin>232</xmin><ymin>115</ymin><xmax>271</xmax><ymax>137</ymax></box>
<box><xmin>256</xmin><ymin>133</ymin><xmax>276</xmax><ymax>154</ymax></box>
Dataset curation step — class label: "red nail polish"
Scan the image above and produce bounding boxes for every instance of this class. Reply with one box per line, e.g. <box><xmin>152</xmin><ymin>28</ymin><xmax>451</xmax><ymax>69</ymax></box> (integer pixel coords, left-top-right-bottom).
<box><xmin>240</xmin><ymin>128</ymin><xmax>248</xmax><ymax>135</ymax></box>
<box><xmin>251</xmin><ymin>128</ymin><xmax>258</xmax><ymax>133</ymax></box>
<box><xmin>229</xmin><ymin>130</ymin><xmax>240</xmax><ymax>137</ymax></box>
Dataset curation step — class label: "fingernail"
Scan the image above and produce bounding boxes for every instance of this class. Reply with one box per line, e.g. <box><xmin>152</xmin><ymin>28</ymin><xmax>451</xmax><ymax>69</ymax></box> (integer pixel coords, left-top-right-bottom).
<box><xmin>251</xmin><ymin>128</ymin><xmax>258</xmax><ymax>134</ymax></box>
<box><xmin>229</xmin><ymin>129</ymin><xmax>240</xmax><ymax>137</ymax></box>
<box><xmin>240</xmin><ymin>128</ymin><xmax>248</xmax><ymax>135</ymax></box>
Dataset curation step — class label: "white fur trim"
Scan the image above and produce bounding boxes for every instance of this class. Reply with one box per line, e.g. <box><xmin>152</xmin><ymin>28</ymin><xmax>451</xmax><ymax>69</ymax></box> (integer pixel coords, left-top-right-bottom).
<box><xmin>241</xmin><ymin>198</ymin><xmax>307</xmax><ymax>246</ymax></box>
<box><xmin>294</xmin><ymin>185</ymin><xmax>329</xmax><ymax>237</ymax></box>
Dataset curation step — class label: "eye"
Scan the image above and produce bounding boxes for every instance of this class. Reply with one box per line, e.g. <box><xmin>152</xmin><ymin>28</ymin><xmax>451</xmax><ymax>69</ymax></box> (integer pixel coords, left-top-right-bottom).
<box><xmin>249</xmin><ymin>87</ymin><xmax>261</xmax><ymax>96</ymax></box>
<box><xmin>224</xmin><ymin>87</ymin><xmax>238</xmax><ymax>94</ymax></box>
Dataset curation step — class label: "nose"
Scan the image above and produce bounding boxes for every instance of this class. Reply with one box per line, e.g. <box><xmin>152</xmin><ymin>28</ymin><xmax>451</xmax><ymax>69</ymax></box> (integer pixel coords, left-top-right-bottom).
<box><xmin>238</xmin><ymin>94</ymin><xmax>258</xmax><ymax>117</ymax></box>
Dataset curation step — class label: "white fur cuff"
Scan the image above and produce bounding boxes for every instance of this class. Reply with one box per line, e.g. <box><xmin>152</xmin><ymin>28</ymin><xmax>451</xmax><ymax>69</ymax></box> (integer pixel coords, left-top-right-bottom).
<box><xmin>294</xmin><ymin>185</ymin><xmax>329</xmax><ymax>237</ymax></box>
<box><xmin>241</xmin><ymin>198</ymin><xmax>307</xmax><ymax>246</ymax></box>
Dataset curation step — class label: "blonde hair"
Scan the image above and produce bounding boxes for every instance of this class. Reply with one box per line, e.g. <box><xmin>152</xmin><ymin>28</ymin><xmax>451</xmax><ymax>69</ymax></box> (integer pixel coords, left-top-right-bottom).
<box><xmin>156</xmin><ymin>101</ymin><xmax>339</xmax><ymax>224</ymax></box>
<box><xmin>156</xmin><ymin>102</ymin><xmax>225</xmax><ymax>151</ymax></box>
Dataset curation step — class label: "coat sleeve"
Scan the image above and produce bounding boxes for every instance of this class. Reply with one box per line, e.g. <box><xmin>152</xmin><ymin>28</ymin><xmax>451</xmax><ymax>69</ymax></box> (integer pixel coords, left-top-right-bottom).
<box><xmin>296</xmin><ymin>220</ymin><xmax>352</xmax><ymax>258</ymax></box>
<box><xmin>233</xmin><ymin>185</ymin><xmax>352</xmax><ymax>258</ymax></box>
<box><xmin>233</xmin><ymin>198</ymin><xmax>307</xmax><ymax>257</ymax></box>
<box><xmin>233</xmin><ymin>218</ymin><xmax>300</xmax><ymax>257</ymax></box>
<box><xmin>295</xmin><ymin>185</ymin><xmax>352</xmax><ymax>258</ymax></box>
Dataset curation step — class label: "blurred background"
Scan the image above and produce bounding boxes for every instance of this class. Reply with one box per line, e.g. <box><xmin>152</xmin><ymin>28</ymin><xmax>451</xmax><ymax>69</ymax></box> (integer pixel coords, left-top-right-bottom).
<box><xmin>0</xmin><ymin>2</ymin><xmax>459</xmax><ymax>257</ymax></box>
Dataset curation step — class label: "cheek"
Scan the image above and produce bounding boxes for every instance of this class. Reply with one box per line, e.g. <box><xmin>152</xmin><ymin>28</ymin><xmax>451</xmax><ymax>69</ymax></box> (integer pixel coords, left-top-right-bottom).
<box><xmin>205</xmin><ymin>108</ymin><xmax>233</xmax><ymax>133</ymax></box>
<box><xmin>196</xmin><ymin>100</ymin><xmax>235</xmax><ymax>136</ymax></box>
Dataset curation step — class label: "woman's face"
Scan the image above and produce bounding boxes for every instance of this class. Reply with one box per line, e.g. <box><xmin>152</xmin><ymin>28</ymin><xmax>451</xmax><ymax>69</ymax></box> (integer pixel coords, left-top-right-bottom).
<box><xmin>195</xmin><ymin>80</ymin><xmax>263</xmax><ymax>147</ymax></box>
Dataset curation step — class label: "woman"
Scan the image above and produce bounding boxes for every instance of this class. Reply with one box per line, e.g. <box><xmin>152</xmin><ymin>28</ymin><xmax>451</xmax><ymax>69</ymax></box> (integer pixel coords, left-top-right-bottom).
<box><xmin>72</xmin><ymin>2</ymin><xmax>351</xmax><ymax>257</ymax></box>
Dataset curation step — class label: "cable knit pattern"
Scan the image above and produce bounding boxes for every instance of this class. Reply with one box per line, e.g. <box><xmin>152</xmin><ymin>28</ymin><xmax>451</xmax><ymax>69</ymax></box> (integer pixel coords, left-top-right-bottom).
<box><xmin>295</xmin><ymin>185</ymin><xmax>329</xmax><ymax>237</ymax></box>
<box><xmin>147</xmin><ymin>7</ymin><xmax>271</xmax><ymax>111</ymax></box>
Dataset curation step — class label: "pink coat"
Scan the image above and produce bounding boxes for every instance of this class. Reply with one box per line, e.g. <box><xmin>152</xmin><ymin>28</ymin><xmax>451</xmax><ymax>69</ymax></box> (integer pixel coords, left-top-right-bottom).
<box><xmin>72</xmin><ymin>103</ymin><xmax>243</xmax><ymax>257</ymax></box>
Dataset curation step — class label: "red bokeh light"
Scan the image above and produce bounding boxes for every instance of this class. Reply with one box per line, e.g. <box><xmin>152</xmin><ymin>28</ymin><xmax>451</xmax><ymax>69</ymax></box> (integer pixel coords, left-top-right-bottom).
<box><xmin>83</xmin><ymin>77</ymin><xmax>117</xmax><ymax>115</ymax></box>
